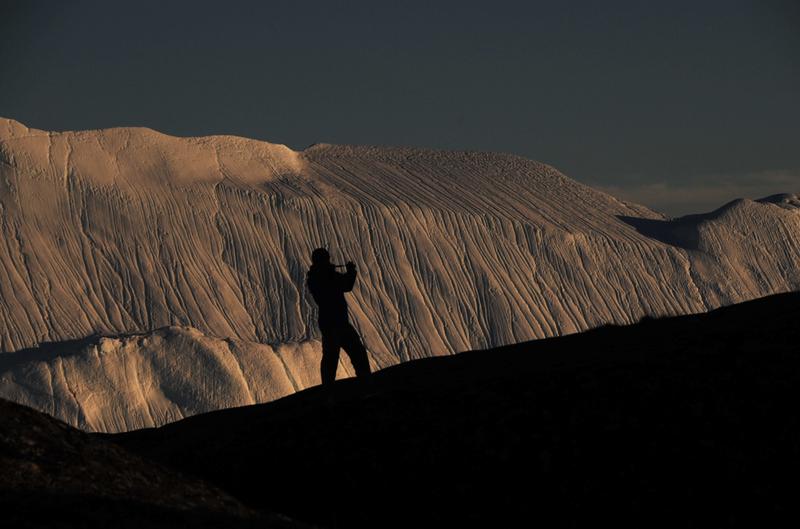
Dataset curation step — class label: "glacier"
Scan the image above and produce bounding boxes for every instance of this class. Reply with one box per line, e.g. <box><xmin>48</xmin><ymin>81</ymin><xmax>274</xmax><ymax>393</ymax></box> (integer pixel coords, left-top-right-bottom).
<box><xmin>0</xmin><ymin>117</ymin><xmax>797</xmax><ymax>431</ymax></box>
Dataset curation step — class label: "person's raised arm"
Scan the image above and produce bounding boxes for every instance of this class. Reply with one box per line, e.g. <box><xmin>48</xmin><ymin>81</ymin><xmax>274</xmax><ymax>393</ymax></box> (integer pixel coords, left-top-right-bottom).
<box><xmin>338</xmin><ymin>261</ymin><xmax>357</xmax><ymax>292</ymax></box>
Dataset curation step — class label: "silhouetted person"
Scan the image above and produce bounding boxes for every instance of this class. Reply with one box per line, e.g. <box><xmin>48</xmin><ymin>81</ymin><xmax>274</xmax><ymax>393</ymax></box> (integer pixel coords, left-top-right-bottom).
<box><xmin>306</xmin><ymin>248</ymin><xmax>371</xmax><ymax>384</ymax></box>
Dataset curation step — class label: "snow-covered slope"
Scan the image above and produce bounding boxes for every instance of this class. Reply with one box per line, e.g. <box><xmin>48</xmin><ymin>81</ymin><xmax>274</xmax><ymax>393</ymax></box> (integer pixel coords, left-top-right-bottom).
<box><xmin>0</xmin><ymin>327</ymin><xmax>324</xmax><ymax>432</ymax></box>
<box><xmin>0</xmin><ymin>117</ymin><xmax>797</xmax><ymax>431</ymax></box>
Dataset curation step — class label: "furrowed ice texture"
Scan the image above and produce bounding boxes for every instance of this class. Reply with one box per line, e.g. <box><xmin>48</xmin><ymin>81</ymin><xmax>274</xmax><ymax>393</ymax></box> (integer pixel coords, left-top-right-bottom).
<box><xmin>0</xmin><ymin>117</ymin><xmax>798</xmax><ymax>431</ymax></box>
<box><xmin>0</xmin><ymin>327</ymin><xmax>325</xmax><ymax>433</ymax></box>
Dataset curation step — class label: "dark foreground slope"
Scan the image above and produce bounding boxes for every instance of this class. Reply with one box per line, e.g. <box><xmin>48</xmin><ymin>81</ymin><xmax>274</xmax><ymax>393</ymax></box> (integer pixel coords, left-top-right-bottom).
<box><xmin>113</xmin><ymin>291</ymin><xmax>800</xmax><ymax>528</ymax></box>
<box><xmin>0</xmin><ymin>399</ymin><xmax>305</xmax><ymax>528</ymax></box>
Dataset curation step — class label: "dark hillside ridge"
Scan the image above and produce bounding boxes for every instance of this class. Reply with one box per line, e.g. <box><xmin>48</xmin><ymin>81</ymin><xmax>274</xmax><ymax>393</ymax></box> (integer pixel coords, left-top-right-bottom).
<box><xmin>114</xmin><ymin>291</ymin><xmax>800</xmax><ymax>528</ymax></box>
<box><xmin>0</xmin><ymin>398</ymin><xmax>307</xmax><ymax>528</ymax></box>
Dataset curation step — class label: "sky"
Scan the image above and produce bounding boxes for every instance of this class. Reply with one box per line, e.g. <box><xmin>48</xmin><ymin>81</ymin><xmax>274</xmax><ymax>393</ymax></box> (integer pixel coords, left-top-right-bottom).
<box><xmin>1</xmin><ymin>0</ymin><xmax>798</xmax><ymax>215</ymax></box>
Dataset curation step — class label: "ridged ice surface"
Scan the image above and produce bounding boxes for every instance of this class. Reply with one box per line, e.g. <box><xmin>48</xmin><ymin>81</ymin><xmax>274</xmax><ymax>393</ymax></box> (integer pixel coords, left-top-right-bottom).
<box><xmin>0</xmin><ymin>117</ymin><xmax>798</xmax><ymax>431</ymax></box>
<box><xmin>0</xmin><ymin>327</ymin><xmax>326</xmax><ymax>432</ymax></box>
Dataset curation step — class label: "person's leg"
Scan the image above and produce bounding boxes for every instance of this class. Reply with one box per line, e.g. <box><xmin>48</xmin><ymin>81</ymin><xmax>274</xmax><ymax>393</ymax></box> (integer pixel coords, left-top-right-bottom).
<box><xmin>320</xmin><ymin>331</ymin><xmax>341</xmax><ymax>385</ymax></box>
<box><xmin>341</xmin><ymin>323</ymin><xmax>372</xmax><ymax>378</ymax></box>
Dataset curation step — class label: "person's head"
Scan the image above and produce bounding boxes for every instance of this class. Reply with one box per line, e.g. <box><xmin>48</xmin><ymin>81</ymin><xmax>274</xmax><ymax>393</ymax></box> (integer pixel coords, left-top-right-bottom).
<box><xmin>311</xmin><ymin>247</ymin><xmax>330</xmax><ymax>266</ymax></box>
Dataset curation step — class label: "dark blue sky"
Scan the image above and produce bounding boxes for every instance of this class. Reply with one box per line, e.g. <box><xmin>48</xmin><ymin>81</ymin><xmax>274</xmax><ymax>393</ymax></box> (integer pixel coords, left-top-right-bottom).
<box><xmin>2</xmin><ymin>0</ymin><xmax>798</xmax><ymax>214</ymax></box>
